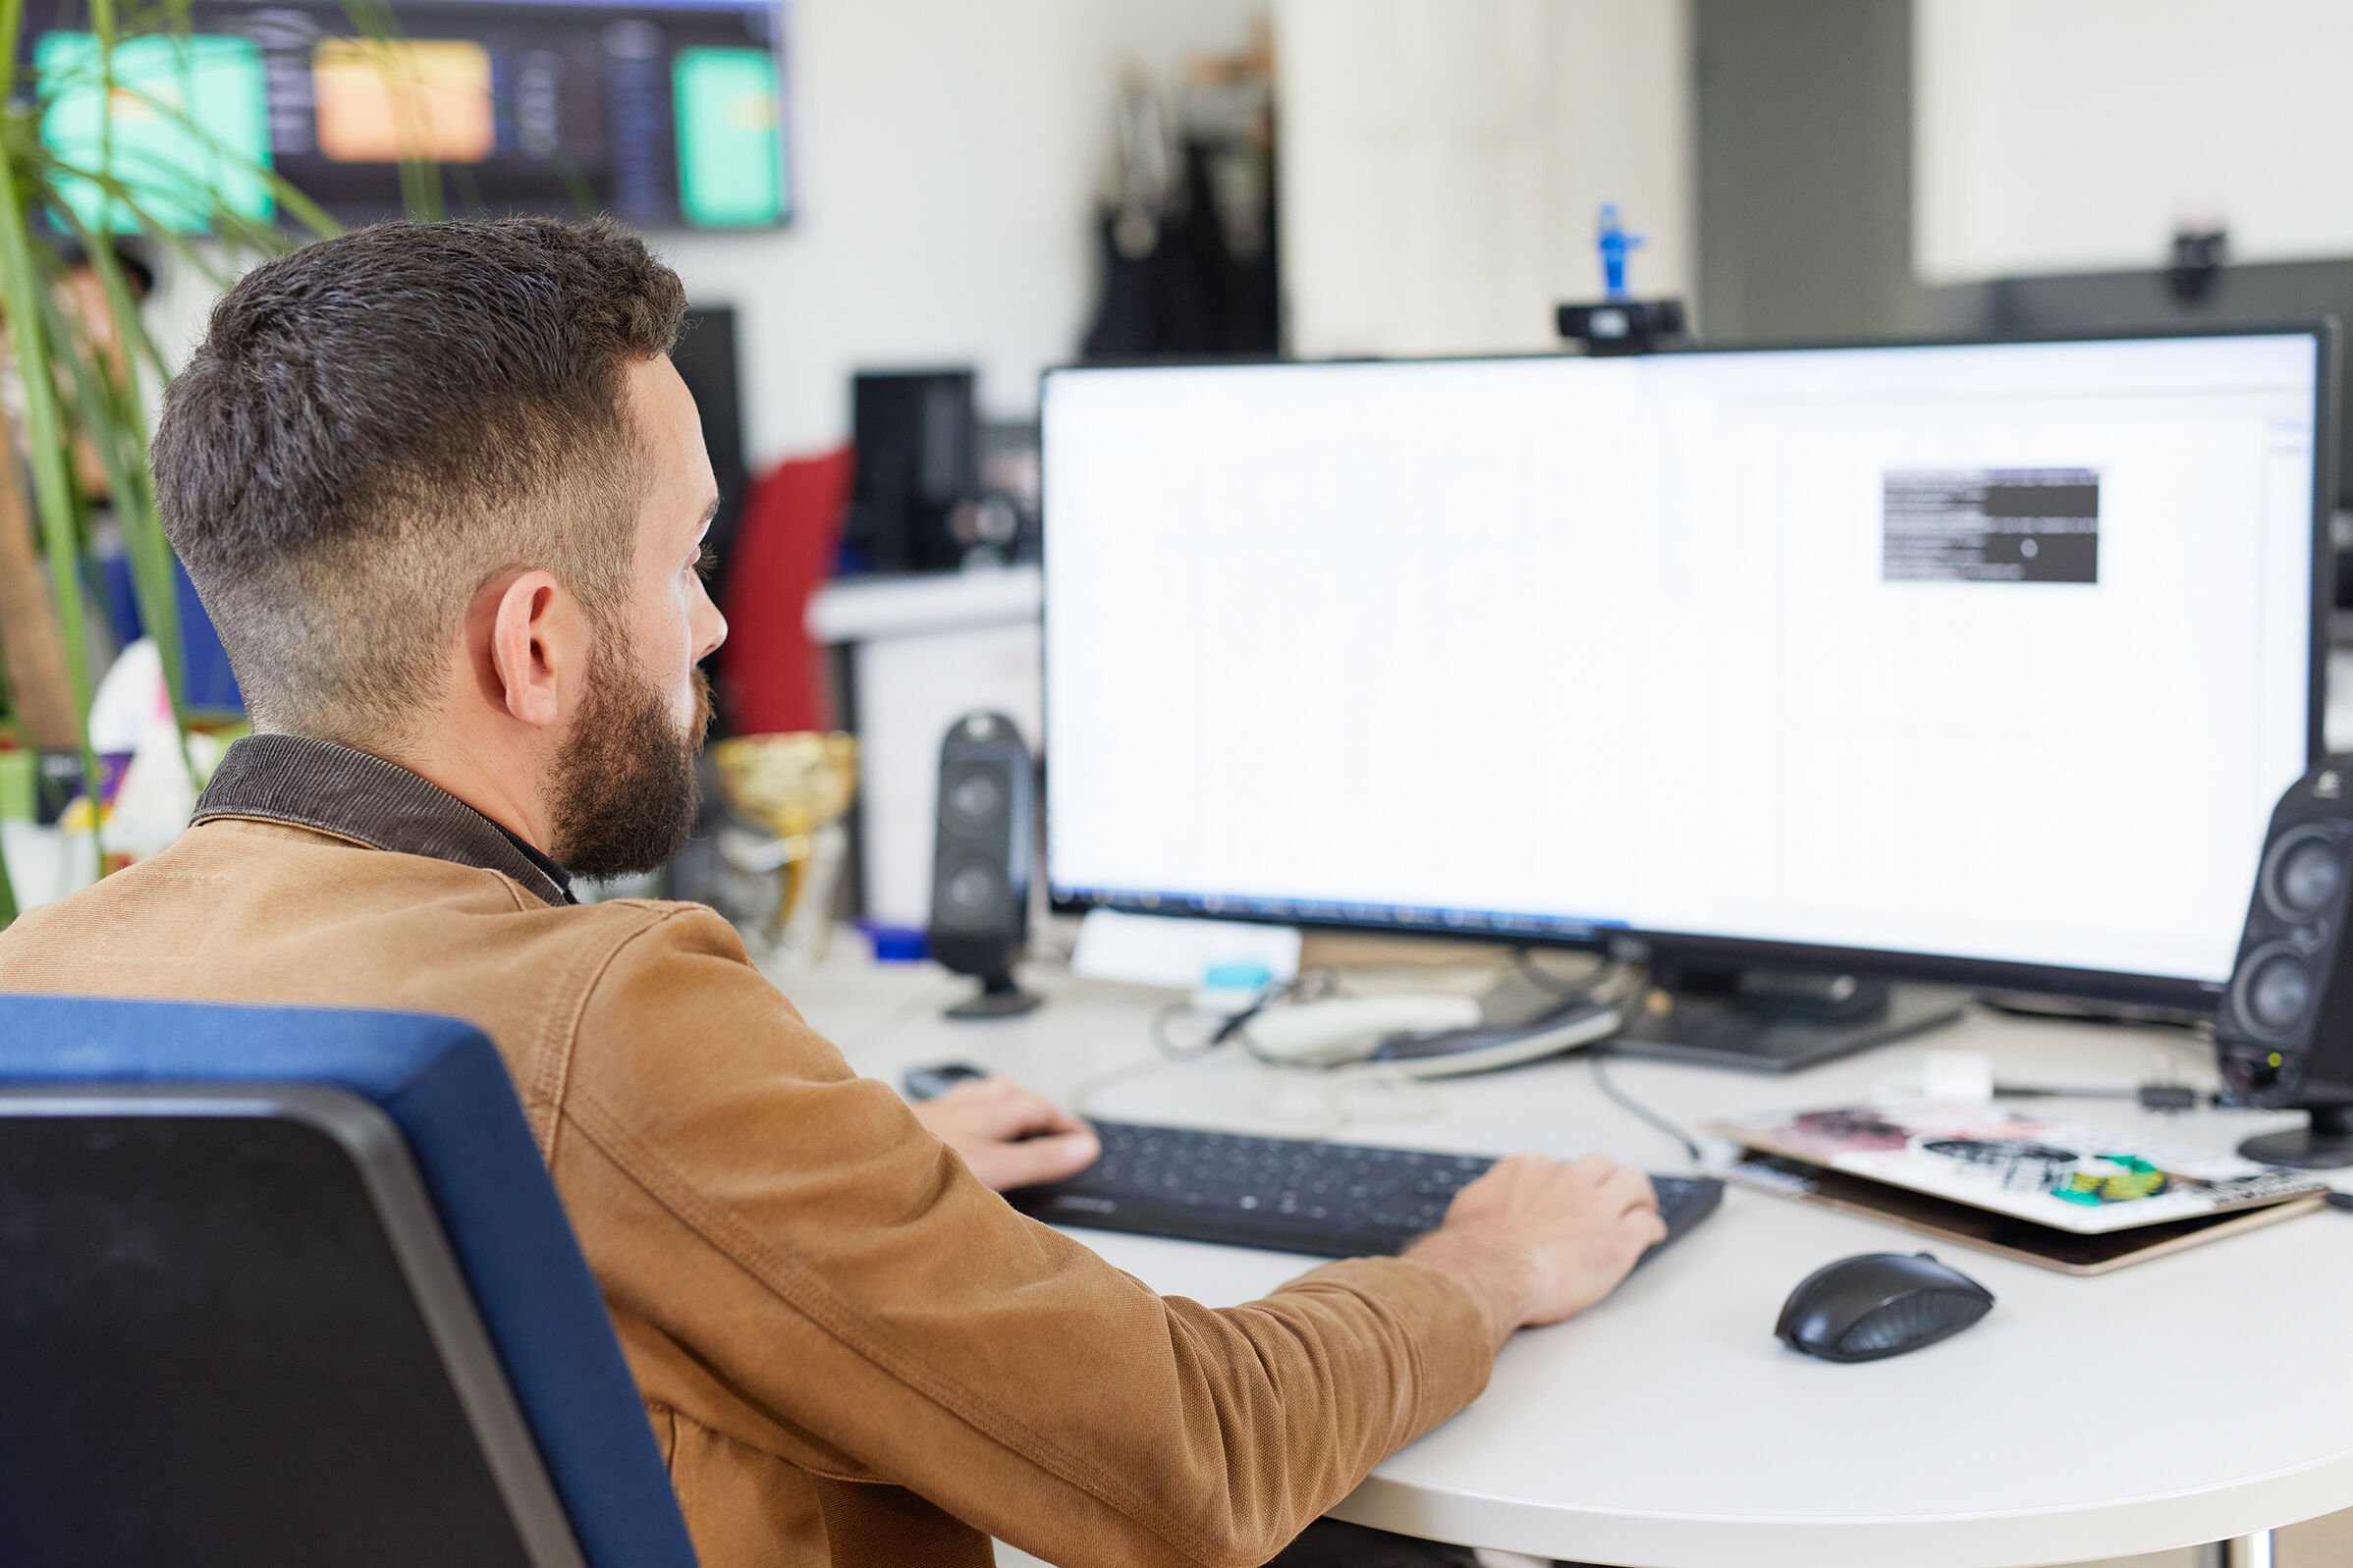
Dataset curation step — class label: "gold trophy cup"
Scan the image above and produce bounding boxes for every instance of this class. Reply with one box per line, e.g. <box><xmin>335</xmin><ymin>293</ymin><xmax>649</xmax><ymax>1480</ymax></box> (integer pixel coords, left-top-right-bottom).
<box><xmin>709</xmin><ymin>731</ymin><xmax>859</xmax><ymax>961</ymax></box>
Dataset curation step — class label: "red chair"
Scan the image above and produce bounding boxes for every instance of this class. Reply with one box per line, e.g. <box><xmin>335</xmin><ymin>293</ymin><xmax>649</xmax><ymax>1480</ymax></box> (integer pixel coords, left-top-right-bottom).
<box><xmin>718</xmin><ymin>446</ymin><xmax>854</xmax><ymax>734</ymax></box>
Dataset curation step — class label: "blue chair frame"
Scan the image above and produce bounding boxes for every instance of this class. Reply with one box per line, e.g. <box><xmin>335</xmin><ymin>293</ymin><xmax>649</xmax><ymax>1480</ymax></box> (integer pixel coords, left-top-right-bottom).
<box><xmin>0</xmin><ymin>994</ymin><xmax>698</xmax><ymax>1568</ymax></box>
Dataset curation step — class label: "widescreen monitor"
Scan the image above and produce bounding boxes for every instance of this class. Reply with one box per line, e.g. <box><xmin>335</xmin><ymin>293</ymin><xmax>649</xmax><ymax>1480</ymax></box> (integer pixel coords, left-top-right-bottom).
<box><xmin>27</xmin><ymin>0</ymin><xmax>789</xmax><ymax>233</ymax></box>
<box><xmin>1042</xmin><ymin>329</ymin><xmax>2334</xmax><ymax>1011</ymax></box>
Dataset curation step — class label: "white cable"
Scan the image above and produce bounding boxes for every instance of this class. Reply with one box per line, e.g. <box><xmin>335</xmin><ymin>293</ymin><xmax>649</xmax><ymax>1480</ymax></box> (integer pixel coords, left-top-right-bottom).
<box><xmin>1243</xmin><ymin>1060</ymin><xmax>1446</xmax><ymax>1139</ymax></box>
<box><xmin>1068</xmin><ymin>1051</ymin><xmax>1184</xmax><ymax>1120</ymax></box>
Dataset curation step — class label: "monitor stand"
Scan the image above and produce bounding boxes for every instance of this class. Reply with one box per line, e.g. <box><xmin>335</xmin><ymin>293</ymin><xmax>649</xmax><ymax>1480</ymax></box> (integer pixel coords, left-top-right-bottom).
<box><xmin>2237</xmin><ymin>1105</ymin><xmax>2353</xmax><ymax>1169</ymax></box>
<box><xmin>1607</xmin><ymin>964</ymin><xmax>1969</xmax><ymax>1074</ymax></box>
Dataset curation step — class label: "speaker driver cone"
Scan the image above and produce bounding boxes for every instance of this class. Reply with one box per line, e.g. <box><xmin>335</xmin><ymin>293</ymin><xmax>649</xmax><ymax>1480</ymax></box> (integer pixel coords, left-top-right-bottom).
<box><xmin>945</xmin><ymin>766</ymin><xmax>1007</xmax><ymax>830</ymax></box>
<box><xmin>941</xmin><ymin>859</ymin><xmax>1008</xmax><ymax>929</ymax></box>
<box><xmin>2235</xmin><ymin>944</ymin><xmax>2316</xmax><ymax>1037</ymax></box>
<box><xmin>2279</xmin><ymin>840</ymin><xmax>2346</xmax><ymax>916</ymax></box>
<box><xmin>2263</xmin><ymin>825</ymin><xmax>2349</xmax><ymax>921</ymax></box>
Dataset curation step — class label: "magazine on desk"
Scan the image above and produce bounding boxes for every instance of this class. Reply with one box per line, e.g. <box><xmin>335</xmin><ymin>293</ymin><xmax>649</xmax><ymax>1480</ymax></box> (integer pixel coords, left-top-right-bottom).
<box><xmin>1706</xmin><ymin>1105</ymin><xmax>2327</xmax><ymax>1234</ymax></box>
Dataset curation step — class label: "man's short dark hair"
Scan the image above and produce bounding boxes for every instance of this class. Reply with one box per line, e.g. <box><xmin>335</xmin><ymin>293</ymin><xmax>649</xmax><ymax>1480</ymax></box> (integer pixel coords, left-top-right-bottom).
<box><xmin>153</xmin><ymin>217</ymin><xmax>688</xmax><ymax>742</ymax></box>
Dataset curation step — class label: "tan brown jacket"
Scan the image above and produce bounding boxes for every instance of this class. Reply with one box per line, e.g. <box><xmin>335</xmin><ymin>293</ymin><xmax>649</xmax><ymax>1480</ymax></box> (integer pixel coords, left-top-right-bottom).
<box><xmin>0</xmin><ymin>736</ymin><xmax>1493</xmax><ymax>1568</ymax></box>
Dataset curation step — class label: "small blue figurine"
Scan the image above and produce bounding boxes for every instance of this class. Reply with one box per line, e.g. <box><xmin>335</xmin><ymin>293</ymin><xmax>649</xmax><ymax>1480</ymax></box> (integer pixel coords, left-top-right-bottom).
<box><xmin>1597</xmin><ymin>203</ymin><xmax>1643</xmax><ymax>300</ymax></box>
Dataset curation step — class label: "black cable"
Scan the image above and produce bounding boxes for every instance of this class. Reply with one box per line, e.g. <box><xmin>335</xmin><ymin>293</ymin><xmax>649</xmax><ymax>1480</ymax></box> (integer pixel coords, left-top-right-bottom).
<box><xmin>1993</xmin><ymin>1083</ymin><xmax>2211</xmax><ymax>1110</ymax></box>
<box><xmin>1588</xmin><ymin>1047</ymin><xmax>1704</xmax><ymax>1165</ymax></box>
<box><xmin>1150</xmin><ymin>968</ymin><xmax>1345</xmax><ymax>1063</ymax></box>
<box><xmin>1149</xmin><ymin>1000</ymin><xmax>1217</xmax><ymax>1060</ymax></box>
<box><xmin>1513</xmin><ymin>949</ymin><xmax>1703</xmax><ymax>1159</ymax></box>
<box><xmin>1974</xmin><ymin>993</ymin><xmax>2209</xmax><ymax>1033</ymax></box>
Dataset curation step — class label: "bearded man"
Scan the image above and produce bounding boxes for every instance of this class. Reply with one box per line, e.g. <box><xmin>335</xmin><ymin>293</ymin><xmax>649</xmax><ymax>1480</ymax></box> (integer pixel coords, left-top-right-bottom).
<box><xmin>0</xmin><ymin>218</ymin><xmax>1663</xmax><ymax>1568</ymax></box>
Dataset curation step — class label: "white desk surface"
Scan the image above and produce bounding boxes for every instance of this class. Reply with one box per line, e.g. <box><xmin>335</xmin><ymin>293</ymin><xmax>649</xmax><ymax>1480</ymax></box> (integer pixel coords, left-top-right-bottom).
<box><xmin>774</xmin><ymin>948</ymin><xmax>2353</xmax><ymax>1568</ymax></box>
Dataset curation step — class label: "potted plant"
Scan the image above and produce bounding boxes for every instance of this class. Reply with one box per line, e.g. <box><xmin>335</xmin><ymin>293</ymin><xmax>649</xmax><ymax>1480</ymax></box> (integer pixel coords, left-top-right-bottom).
<box><xmin>0</xmin><ymin>0</ymin><xmax>347</xmax><ymax>925</ymax></box>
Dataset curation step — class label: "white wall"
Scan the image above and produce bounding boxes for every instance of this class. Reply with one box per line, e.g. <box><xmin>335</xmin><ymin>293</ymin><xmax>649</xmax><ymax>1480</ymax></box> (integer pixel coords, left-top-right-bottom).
<box><xmin>1916</xmin><ymin>0</ymin><xmax>2353</xmax><ymax>285</ymax></box>
<box><xmin>1275</xmin><ymin>0</ymin><xmax>1690</xmax><ymax>358</ymax></box>
<box><xmin>658</xmin><ymin>0</ymin><xmax>1265</xmax><ymax>467</ymax></box>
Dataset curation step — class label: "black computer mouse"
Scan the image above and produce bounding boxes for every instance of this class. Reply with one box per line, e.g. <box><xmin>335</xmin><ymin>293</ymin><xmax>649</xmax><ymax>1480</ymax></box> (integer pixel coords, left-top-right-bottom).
<box><xmin>1775</xmin><ymin>1251</ymin><xmax>1994</xmax><ymax>1363</ymax></box>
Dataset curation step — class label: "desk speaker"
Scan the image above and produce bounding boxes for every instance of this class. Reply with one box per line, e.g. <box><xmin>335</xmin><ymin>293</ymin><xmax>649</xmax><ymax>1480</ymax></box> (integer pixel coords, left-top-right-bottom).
<box><xmin>2216</xmin><ymin>756</ymin><xmax>2353</xmax><ymax>1165</ymax></box>
<box><xmin>928</xmin><ymin>712</ymin><xmax>1041</xmax><ymax>1020</ymax></box>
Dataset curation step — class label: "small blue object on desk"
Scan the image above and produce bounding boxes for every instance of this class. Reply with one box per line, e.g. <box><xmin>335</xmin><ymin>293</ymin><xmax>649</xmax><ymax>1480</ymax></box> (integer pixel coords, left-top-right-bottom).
<box><xmin>860</xmin><ymin>921</ymin><xmax>929</xmax><ymax>962</ymax></box>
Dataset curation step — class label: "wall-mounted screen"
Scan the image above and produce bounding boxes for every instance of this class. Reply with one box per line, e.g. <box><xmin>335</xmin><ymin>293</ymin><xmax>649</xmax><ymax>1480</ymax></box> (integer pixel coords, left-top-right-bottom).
<box><xmin>28</xmin><ymin>0</ymin><xmax>791</xmax><ymax>233</ymax></box>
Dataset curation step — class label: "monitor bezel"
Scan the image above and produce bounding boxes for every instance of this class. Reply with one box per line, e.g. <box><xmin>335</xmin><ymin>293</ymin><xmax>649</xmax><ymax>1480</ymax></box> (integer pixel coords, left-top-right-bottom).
<box><xmin>1040</xmin><ymin>321</ymin><xmax>2341</xmax><ymax>1010</ymax></box>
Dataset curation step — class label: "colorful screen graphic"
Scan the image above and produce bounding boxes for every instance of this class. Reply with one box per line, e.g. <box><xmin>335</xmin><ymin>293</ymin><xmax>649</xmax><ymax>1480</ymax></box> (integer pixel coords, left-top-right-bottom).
<box><xmin>27</xmin><ymin>0</ymin><xmax>790</xmax><ymax>231</ymax></box>
<box><xmin>310</xmin><ymin>38</ymin><xmax>496</xmax><ymax>165</ymax></box>
<box><xmin>38</xmin><ymin>31</ymin><xmax>274</xmax><ymax>233</ymax></box>
<box><xmin>674</xmin><ymin>46</ymin><xmax>781</xmax><ymax>226</ymax></box>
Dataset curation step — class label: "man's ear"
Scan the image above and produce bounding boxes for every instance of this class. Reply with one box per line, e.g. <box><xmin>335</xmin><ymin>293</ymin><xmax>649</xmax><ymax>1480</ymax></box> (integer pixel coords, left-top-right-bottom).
<box><xmin>480</xmin><ymin>569</ymin><xmax>577</xmax><ymax>730</ymax></box>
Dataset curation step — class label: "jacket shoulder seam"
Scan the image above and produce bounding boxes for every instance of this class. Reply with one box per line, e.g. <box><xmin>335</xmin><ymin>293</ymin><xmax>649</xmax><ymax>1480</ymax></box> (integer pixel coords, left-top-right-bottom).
<box><xmin>525</xmin><ymin>903</ymin><xmax>701</xmax><ymax>1160</ymax></box>
<box><xmin>187</xmin><ymin>816</ymin><xmax>550</xmax><ymax>914</ymax></box>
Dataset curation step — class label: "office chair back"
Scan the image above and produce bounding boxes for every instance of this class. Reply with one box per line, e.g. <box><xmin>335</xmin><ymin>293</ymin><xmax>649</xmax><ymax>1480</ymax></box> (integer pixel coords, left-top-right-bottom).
<box><xmin>719</xmin><ymin>445</ymin><xmax>853</xmax><ymax>733</ymax></box>
<box><xmin>0</xmin><ymin>995</ymin><xmax>698</xmax><ymax>1568</ymax></box>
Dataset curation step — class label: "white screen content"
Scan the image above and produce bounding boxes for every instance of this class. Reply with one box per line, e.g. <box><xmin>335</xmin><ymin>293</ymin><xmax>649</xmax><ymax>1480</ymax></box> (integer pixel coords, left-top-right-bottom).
<box><xmin>1043</xmin><ymin>336</ymin><xmax>2321</xmax><ymax>991</ymax></box>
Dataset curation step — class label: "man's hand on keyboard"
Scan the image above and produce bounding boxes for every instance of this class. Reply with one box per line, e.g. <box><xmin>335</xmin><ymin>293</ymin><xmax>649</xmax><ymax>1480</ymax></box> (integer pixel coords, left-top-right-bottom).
<box><xmin>1402</xmin><ymin>1155</ymin><xmax>1666</xmax><ymax>1349</ymax></box>
<box><xmin>912</xmin><ymin>1075</ymin><xmax>1103</xmax><ymax>1192</ymax></box>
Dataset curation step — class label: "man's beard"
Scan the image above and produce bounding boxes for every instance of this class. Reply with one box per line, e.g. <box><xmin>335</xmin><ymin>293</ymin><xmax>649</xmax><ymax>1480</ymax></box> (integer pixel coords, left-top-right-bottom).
<box><xmin>547</xmin><ymin>648</ymin><xmax>713</xmax><ymax>881</ymax></box>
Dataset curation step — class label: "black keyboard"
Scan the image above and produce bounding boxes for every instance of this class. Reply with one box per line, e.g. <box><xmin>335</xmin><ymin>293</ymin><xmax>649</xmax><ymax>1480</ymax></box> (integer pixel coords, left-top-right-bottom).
<box><xmin>1011</xmin><ymin>1120</ymin><xmax>1723</xmax><ymax>1263</ymax></box>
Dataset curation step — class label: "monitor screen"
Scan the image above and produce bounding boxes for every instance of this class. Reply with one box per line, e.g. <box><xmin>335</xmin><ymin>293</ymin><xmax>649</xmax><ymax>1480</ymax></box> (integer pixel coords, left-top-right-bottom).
<box><xmin>1042</xmin><ymin>331</ymin><xmax>2330</xmax><ymax>1005</ymax></box>
<box><xmin>28</xmin><ymin>0</ymin><xmax>789</xmax><ymax>233</ymax></box>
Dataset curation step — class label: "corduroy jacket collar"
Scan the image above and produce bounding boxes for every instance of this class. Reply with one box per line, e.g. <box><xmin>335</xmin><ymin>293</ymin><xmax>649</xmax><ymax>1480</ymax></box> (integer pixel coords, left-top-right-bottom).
<box><xmin>192</xmin><ymin>732</ymin><xmax>575</xmax><ymax>907</ymax></box>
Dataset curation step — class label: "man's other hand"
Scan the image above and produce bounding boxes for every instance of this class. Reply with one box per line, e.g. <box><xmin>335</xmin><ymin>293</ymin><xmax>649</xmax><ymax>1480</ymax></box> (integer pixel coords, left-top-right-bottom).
<box><xmin>1402</xmin><ymin>1154</ymin><xmax>1666</xmax><ymax>1349</ymax></box>
<box><xmin>910</xmin><ymin>1076</ymin><xmax>1101</xmax><ymax>1192</ymax></box>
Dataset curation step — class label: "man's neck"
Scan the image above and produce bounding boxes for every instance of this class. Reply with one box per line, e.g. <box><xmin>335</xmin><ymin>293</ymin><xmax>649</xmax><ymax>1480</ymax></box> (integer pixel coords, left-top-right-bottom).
<box><xmin>350</xmin><ymin>721</ymin><xmax>559</xmax><ymax>859</ymax></box>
